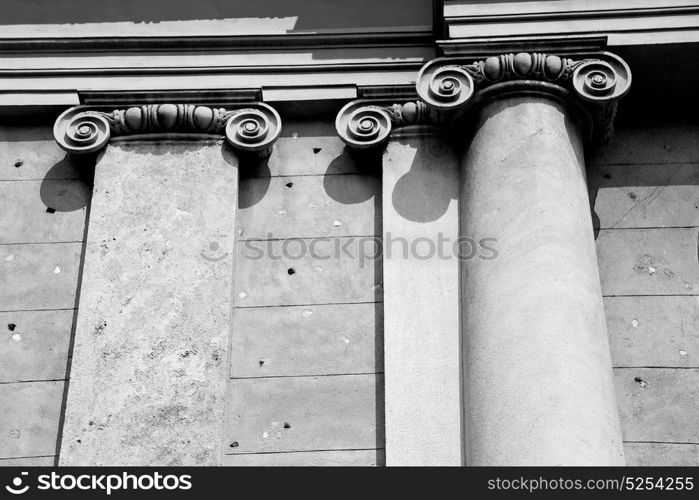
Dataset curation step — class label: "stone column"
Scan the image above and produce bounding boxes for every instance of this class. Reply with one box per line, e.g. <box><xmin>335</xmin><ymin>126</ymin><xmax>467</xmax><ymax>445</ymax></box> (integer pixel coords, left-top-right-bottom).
<box><xmin>416</xmin><ymin>52</ymin><xmax>632</xmax><ymax>465</ymax></box>
<box><xmin>53</xmin><ymin>103</ymin><xmax>280</xmax><ymax>465</ymax></box>
<box><xmin>461</xmin><ymin>93</ymin><xmax>624</xmax><ymax>465</ymax></box>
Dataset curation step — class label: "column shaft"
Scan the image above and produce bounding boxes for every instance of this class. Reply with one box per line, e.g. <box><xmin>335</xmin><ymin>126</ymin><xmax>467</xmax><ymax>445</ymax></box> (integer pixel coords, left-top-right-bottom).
<box><xmin>460</xmin><ymin>95</ymin><xmax>624</xmax><ymax>465</ymax></box>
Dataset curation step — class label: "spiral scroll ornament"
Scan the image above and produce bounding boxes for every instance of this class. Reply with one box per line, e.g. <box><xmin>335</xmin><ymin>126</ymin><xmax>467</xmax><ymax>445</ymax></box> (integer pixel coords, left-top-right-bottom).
<box><xmin>54</xmin><ymin>109</ymin><xmax>111</xmax><ymax>154</ymax></box>
<box><xmin>571</xmin><ymin>54</ymin><xmax>631</xmax><ymax>103</ymax></box>
<box><xmin>416</xmin><ymin>65</ymin><xmax>475</xmax><ymax>112</ymax></box>
<box><xmin>336</xmin><ymin>100</ymin><xmax>436</xmax><ymax>150</ymax></box>
<box><xmin>336</xmin><ymin>103</ymin><xmax>392</xmax><ymax>150</ymax></box>
<box><xmin>224</xmin><ymin>106</ymin><xmax>282</xmax><ymax>154</ymax></box>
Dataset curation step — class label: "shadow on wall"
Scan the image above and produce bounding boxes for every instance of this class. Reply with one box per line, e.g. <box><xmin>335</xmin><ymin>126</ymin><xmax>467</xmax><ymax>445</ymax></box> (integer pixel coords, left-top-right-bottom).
<box><xmin>40</xmin><ymin>155</ymin><xmax>93</xmax><ymax>213</ymax></box>
<box><xmin>586</xmin><ymin>118</ymin><xmax>699</xmax><ymax>239</ymax></box>
<box><xmin>236</xmin><ymin>152</ymin><xmax>271</xmax><ymax>210</ymax></box>
<box><xmin>323</xmin><ymin>148</ymin><xmax>380</xmax><ymax>204</ymax></box>
<box><xmin>389</xmin><ymin>138</ymin><xmax>458</xmax><ymax>224</ymax></box>
<box><xmin>323</xmin><ymin>147</ymin><xmax>382</xmax><ymax>234</ymax></box>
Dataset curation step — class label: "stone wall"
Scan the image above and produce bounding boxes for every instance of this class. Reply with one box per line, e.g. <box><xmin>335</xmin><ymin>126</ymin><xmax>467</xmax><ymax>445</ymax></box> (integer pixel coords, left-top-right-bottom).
<box><xmin>590</xmin><ymin>117</ymin><xmax>699</xmax><ymax>466</ymax></box>
<box><xmin>224</xmin><ymin>120</ymin><xmax>384</xmax><ymax>465</ymax></box>
<box><xmin>0</xmin><ymin>124</ymin><xmax>91</xmax><ymax>465</ymax></box>
<box><xmin>1</xmin><ymin>115</ymin><xmax>698</xmax><ymax>466</ymax></box>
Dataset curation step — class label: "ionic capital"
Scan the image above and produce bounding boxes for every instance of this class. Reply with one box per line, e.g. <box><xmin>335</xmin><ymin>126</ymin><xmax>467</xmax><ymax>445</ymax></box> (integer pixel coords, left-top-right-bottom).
<box><xmin>416</xmin><ymin>51</ymin><xmax>631</xmax><ymax>143</ymax></box>
<box><xmin>53</xmin><ymin>103</ymin><xmax>282</xmax><ymax>157</ymax></box>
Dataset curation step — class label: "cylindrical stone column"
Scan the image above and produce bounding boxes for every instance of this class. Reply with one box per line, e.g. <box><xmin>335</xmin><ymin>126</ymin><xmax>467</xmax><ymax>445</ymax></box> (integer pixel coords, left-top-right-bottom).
<box><xmin>460</xmin><ymin>93</ymin><xmax>625</xmax><ymax>465</ymax></box>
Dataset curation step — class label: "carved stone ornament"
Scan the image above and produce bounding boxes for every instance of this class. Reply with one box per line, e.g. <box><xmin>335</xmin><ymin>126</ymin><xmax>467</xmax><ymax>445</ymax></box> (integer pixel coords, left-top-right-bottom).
<box><xmin>415</xmin><ymin>51</ymin><xmax>631</xmax><ymax>142</ymax></box>
<box><xmin>335</xmin><ymin>100</ymin><xmax>438</xmax><ymax>150</ymax></box>
<box><xmin>54</xmin><ymin>103</ymin><xmax>282</xmax><ymax>156</ymax></box>
<box><xmin>417</xmin><ymin>52</ymin><xmax>631</xmax><ymax>109</ymax></box>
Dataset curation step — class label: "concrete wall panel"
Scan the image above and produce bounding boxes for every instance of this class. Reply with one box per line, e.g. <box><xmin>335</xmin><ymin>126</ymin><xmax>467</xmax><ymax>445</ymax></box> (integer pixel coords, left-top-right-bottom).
<box><xmin>605</xmin><ymin>296</ymin><xmax>699</xmax><ymax>368</ymax></box>
<box><xmin>225</xmin><ymin>374</ymin><xmax>382</xmax><ymax>454</ymax></box>
<box><xmin>239</xmin><ymin>175</ymin><xmax>380</xmax><ymax>240</ymax></box>
<box><xmin>0</xmin><ymin>126</ymin><xmax>85</xmax><ymax>181</ymax></box>
<box><xmin>0</xmin><ymin>242</ymin><xmax>83</xmax><ymax>311</ymax></box>
<box><xmin>0</xmin><ymin>180</ymin><xmax>89</xmax><ymax>244</ymax></box>
<box><xmin>233</xmin><ymin>238</ymin><xmax>382</xmax><ymax>307</ymax></box>
<box><xmin>230</xmin><ymin>303</ymin><xmax>381</xmax><ymax>378</ymax></box>
<box><xmin>615</xmin><ymin>368</ymin><xmax>699</xmax><ymax>443</ymax></box>
<box><xmin>597</xmin><ymin>228</ymin><xmax>699</xmax><ymax>296</ymax></box>
<box><xmin>0</xmin><ymin>309</ymin><xmax>73</xmax><ymax>382</ymax></box>
<box><xmin>0</xmin><ymin>381</ymin><xmax>64</xmax><ymax>459</ymax></box>
<box><xmin>590</xmin><ymin>163</ymin><xmax>699</xmax><ymax>229</ymax></box>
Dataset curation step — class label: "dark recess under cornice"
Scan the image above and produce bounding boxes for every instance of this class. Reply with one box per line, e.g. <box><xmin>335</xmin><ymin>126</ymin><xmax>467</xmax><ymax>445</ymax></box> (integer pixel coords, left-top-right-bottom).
<box><xmin>0</xmin><ymin>32</ymin><xmax>434</xmax><ymax>54</ymax></box>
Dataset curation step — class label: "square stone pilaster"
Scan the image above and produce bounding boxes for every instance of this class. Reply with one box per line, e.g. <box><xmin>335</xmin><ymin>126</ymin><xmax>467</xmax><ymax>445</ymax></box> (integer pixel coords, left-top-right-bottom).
<box><xmin>59</xmin><ymin>141</ymin><xmax>239</xmax><ymax>465</ymax></box>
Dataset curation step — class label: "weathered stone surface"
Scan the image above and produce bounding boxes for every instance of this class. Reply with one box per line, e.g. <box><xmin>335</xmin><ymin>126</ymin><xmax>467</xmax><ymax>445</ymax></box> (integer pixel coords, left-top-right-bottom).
<box><xmin>0</xmin><ymin>242</ymin><xmax>83</xmax><ymax>311</ymax></box>
<box><xmin>0</xmin><ymin>309</ymin><xmax>73</xmax><ymax>382</ymax></box>
<box><xmin>615</xmin><ymin>368</ymin><xmax>699</xmax><ymax>443</ymax></box>
<box><xmin>0</xmin><ymin>180</ymin><xmax>89</xmax><ymax>244</ymax></box>
<box><xmin>460</xmin><ymin>96</ymin><xmax>623</xmax><ymax>465</ymax></box>
<box><xmin>222</xmin><ymin>449</ymin><xmax>383</xmax><ymax>466</ymax></box>
<box><xmin>590</xmin><ymin>163</ymin><xmax>699</xmax><ymax>229</ymax></box>
<box><xmin>625</xmin><ymin>443</ymin><xmax>699</xmax><ymax>466</ymax></box>
<box><xmin>230</xmin><ymin>303</ymin><xmax>381</xmax><ymax>378</ymax></box>
<box><xmin>597</xmin><ymin>228</ymin><xmax>699</xmax><ymax>296</ymax></box>
<box><xmin>59</xmin><ymin>141</ymin><xmax>238</xmax><ymax>466</ymax></box>
<box><xmin>238</xmin><ymin>174</ymin><xmax>380</xmax><ymax>239</ymax></box>
<box><xmin>590</xmin><ymin>122</ymin><xmax>699</xmax><ymax>166</ymax></box>
<box><xmin>0</xmin><ymin>381</ymin><xmax>63</xmax><ymax>458</ymax></box>
<box><xmin>381</xmin><ymin>134</ymin><xmax>462</xmax><ymax>466</ymax></box>
<box><xmin>605</xmin><ymin>296</ymin><xmax>699</xmax><ymax>367</ymax></box>
<box><xmin>225</xmin><ymin>374</ymin><xmax>382</xmax><ymax>454</ymax></box>
<box><xmin>233</xmin><ymin>238</ymin><xmax>382</xmax><ymax>307</ymax></box>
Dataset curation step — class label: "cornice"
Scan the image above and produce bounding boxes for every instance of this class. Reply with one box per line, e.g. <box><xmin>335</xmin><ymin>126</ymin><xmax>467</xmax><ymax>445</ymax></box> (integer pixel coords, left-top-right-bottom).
<box><xmin>79</xmin><ymin>89</ymin><xmax>262</xmax><ymax>106</ymax></box>
<box><xmin>0</xmin><ymin>32</ymin><xmax>434</xmax><ymax>54</ymax></box>
<box><xmin>446</xmin><ymin>5</ymin><xmax>699</xmax><ymax>23</ymax></box>
<box><xmin>442</xmin><ymin>0</ymin><xmax>699</xmax><ymax>47</ymax></box>
<box><xmin>438</xmin><ymin>35</ymin><xmax>608</xmax><ymax>57</ymax></box>
<box><xmin>336</xmin><ymin>50</ymin><xmax>631</xmax><ymax>150</ymax></box>
<box><xmin>0</xmin><ymin>61</ymin><xmax>424</xmax><ymax>78</ymax></box>
<box><xmin>0</xmin><ymin>61</ymin><xmax>426</xmax><ymax>109</ymax></box>
<box><xmin>53</xmin><ymin>103</ymin><xmax>281</xmax><ymax>157</ymax></box>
